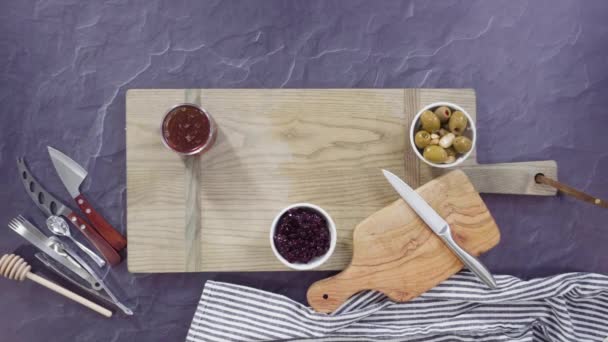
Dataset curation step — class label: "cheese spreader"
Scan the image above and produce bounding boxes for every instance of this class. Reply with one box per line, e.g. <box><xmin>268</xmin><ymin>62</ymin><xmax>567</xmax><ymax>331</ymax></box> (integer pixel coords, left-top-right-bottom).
<box><xmin>382</xmin><ymin>169</ymin><xmax>497</xmax><ymax>289</ymax></box>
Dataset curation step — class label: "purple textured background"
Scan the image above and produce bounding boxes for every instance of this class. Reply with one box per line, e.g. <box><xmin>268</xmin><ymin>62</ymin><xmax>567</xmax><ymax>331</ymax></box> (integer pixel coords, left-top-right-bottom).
<box><xmin>1</xmin><ymin>1</ymin><xmax>607</xmax><ymax>341</ymax></box>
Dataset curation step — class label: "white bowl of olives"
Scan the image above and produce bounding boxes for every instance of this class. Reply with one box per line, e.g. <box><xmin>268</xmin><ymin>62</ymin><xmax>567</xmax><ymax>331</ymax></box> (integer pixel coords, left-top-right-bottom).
<box><xmin>410</xmin><ymin>102</ymin><xmax>476</xmax><ymax>168</ymax></box>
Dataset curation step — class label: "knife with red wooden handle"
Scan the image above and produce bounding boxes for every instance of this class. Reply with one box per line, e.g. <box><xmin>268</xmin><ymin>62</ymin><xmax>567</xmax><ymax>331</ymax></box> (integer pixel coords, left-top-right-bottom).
<box><xmin>74</xmin><ymin>194</ymin><xmax>127</xmax><ymax>251</ymax></box>
<box><xmin>67</xmin><ymin>212</ymin><xmax>122</xmax><ymax>266</ymax></box>
<box><xmin>17</xmin><ymin>157</ymin><xmax>122</xmax><ymax>266</ymax></box>
<box><xmin>48</xmin><ymin>146</ymin><xmax>127</xmax><ymax>252</ymax></box>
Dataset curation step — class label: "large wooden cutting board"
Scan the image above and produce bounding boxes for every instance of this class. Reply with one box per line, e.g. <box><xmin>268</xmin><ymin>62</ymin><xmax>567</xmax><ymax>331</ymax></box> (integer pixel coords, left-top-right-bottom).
<box><xmin>307</xmin><ymin>170</ymin><xmax>499</xmax><ymax>313</ymax></box>
<box><xmin>126</xmin><ymin>89</ymin><xmax>555</xmax><ymax>273</ymax></box>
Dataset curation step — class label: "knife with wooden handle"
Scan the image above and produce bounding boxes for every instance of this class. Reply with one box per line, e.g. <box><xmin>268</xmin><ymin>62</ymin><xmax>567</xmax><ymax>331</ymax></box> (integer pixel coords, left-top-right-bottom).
<box><xmin>65</xmin><ymin>212</ymin><xmax>121</xmax><ymax>266</ymax></box>
<box><xmin>17</xmin><ymin>158</ymin><xmax>122</xmax><ymax>266</ymax></box>
<box><xmin>47</xmin><ymin>146</ymin><xmax>127</xmax><ymax>252</ymax></box>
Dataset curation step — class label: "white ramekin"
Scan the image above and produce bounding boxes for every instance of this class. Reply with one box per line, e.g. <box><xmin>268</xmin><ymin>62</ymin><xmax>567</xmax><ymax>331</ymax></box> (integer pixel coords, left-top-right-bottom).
<box><xmin>410</xmin><ymin>101</ymin><xmax>476</xmax><ymax>168</ymax></box>
<box><xmin>270</xmin><ymin>203</ymin><xmax>337</xmax><ymax>270</ymax></box>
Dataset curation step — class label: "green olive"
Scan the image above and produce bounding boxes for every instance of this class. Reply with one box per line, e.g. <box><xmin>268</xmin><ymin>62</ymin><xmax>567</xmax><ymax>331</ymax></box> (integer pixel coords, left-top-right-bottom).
<box><xmin>448</xmin><ymin>111</ymin><xmax>468</xmax><ymax>135</ymax></box>
<box><xmin>453</xmin><ymin>136</ymin><xmax>473</xmax><ymax>153</ymax></box>
<box><xmin>445</xmin><ymin>146</ymin><xmax>457</xmax><ymax>158</ymax></box>
<box><xmin>434</xmin><ymin>106</ymin><xmax>452</xmax><ymax>123</ymax></box>
<box><xmin>414</xmin><ymin>130</ymin><xmax>431</xmax><ymax>149</ymax></box>
<box><xmin>423</xmin><ymin>145</ymin><xmax>448</xmax><ymax>163</ymax></box>
<box><xmin>420</xmin><ymin>110</ymin><xmax>440</xmax><ymax>133</ymax></box>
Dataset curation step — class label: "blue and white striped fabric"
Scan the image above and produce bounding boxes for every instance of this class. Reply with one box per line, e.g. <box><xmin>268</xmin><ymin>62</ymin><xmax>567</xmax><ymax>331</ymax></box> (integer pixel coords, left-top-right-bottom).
<box><xmin>186</xmin><ymin>272</ymin><xmax>608</xmax><ymax>342</ymax></box>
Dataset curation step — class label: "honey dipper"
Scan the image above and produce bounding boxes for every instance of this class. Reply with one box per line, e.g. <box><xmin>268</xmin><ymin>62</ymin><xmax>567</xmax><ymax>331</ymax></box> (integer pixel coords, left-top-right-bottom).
<box><xmin>0</xmin><ymin>254</ymin><xmax>112</xmax><ymax>317</ymax></box>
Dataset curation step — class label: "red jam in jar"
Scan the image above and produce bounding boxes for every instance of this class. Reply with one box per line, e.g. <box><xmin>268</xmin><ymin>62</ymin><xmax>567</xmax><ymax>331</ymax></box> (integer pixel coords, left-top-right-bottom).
<box><xmin>161</xmin><ymin>104</ymin><xmax>216</xmax><ymax>155</ymax></box>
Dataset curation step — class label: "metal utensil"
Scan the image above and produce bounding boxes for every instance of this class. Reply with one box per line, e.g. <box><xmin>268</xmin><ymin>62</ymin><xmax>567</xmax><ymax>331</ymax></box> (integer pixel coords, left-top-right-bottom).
<box><xmin>48</xmin><ymin>146</ymin><xmax>127</xmax><ymax>251</ymax></box>
<box><xmin>17</xmin><ymin>157</ymin><xmax>121</xmax><ymax>266</ymax></box>
<box><xmin>46</xmin><ymin>216</ymin><xmax>106</xmax><ymax>268</ymax></box>
<box><xmin>382</xmin><ymin>169</ymin><xmax>497</xmax><ymax>289</ymax></box>
<box><xmin>8</xmin><ymin>216</ymin><xmax>102</xmax><ymax>290</ymax></box>
<box><xmin>8</xmin><ymin>216</ymin><xmax>133</xmax><ymax>315</ymax></box>
<box><xmin>54</xmin><ymin>244</ymin><xmax>134</xmax><ymax>316</ymax></box>
<box><xmin>43</xmin><ymin>239</ymin><xmax>133</xmax><ymax>316</ymax></box>
<box><xmin>37</xmin><ymin>249</ymin><xmax>133</xmax><ymax>316</ymax></box>
<box><xmin>47</xmin><ymin>236</ymin><xmax>81</xmax><ymax>268</ymax></box>
<box><xmin>35</xmin><ymin>252</ymin><xmax>114</xmax><ymax>307</ymax></box>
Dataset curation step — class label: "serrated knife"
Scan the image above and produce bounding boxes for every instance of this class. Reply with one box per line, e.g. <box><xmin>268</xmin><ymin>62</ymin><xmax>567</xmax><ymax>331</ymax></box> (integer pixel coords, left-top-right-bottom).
<box><xmin>382</xmin><ymin>169</ymin><xmax>497</xmax><ymax>289</ymax></box>
<box><xmin>47</xmin><ymin>146</ymin><xmax>127</xmax><ymax>252</ymax></box>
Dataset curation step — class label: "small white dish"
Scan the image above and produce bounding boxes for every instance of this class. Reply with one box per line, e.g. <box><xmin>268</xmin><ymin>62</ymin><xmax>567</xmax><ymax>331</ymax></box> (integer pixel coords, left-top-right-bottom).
<box><xmin>410</xmin><ymin>101</ymin><xmax>476</xmax><ymax>168</ymax></box>
<box><xmin>270</xmin><ymin>203</ymin><xmax>337</xmax><ymax>270</ymax></box>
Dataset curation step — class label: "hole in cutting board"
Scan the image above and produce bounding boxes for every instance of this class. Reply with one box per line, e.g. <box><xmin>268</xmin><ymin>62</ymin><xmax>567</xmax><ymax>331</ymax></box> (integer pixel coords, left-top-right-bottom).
<box><xmin>534</xmin><ymin>173</ymin><xmax>545</xmax><ymax>184</ymax></box>
<box><xmin>323</xmin><ymin>294</ymin><xmax>328</xmax><ymax>300</ymax></box>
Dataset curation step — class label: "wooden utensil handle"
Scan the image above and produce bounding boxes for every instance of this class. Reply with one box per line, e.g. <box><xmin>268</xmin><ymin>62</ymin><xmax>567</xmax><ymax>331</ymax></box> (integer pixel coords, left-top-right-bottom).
<box><xmin>67</xmin><ymin>213</ymin><xmax>121</xmax><ymax>266</ymax></box>
<box><xmin>26</xmin><ymin>272</ymin><xmax>112</xmax><ymax>317</ymax></box>
<box><xmin>75</xmin><ymin>194</ymin><xmax>127</xmax><ymax>251</ymax></box>
<box><xmin>0</xmin><ymin>254</ymin><xmax>112</xmax><ymax>317</ymax></box>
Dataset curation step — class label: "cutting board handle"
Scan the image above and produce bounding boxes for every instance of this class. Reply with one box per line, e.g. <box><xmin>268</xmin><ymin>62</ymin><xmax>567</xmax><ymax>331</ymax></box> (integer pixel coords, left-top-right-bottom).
<box><xmin>428</xmin><ymin>160</ymin><xmax>558</xmax><ymax>196</ymax></box>
<box><xmin>307</xmin><ymin>270</ymin><xmax>368</xmax><ymax>314</ymax></box>
<box><xmin>308</xmin><ymin>270</ymin><xmax>418</xmax><ymax>313</ymax></box>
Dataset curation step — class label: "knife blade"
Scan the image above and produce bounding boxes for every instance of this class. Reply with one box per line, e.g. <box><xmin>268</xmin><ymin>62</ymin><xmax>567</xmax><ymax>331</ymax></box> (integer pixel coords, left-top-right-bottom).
<box><xmin>17</xmin><ymin>158</ymin><xmax>121</xmax><ymax>266</ymax></box>
<box><xmin>47</xmin><ymin>146</ymin><xmax>127</xmax><ymax>252</ymax></box>
<box><xmin>381</xmin><ymin>169</ymin><xmax>497</xmax><ymax>289</ymax></box>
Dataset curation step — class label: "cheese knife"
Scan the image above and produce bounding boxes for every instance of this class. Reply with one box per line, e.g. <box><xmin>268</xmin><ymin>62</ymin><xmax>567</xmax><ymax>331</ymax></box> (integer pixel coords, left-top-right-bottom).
<box><xmin>47</xmin><ymin>146</ymin><xmax>127</xmax><ymax>252</ymax></box>
<box><xmin>382</xmin><ymin>169</ymin><xmax>497</xmax><ymax>289</ymax></box>
<box><xmin>17</xmin><ymin>157</ymin><xmax>121</xmax><ymax>266</ymax></box>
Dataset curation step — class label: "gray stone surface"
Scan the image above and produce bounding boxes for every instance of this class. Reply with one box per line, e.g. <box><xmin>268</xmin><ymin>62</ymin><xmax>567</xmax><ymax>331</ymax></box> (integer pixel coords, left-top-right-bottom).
<box><xmin>1</xmin><ymin>0</ymin><xmax>607</xmax><ymax>341</ymax></box>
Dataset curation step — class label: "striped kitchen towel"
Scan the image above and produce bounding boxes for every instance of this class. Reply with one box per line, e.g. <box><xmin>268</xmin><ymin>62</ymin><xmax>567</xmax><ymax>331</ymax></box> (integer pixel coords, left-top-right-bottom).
<box><xmin>186</xmin><ymin>272</ymin><xmax>608</xmax><ymax>342</ymax></box>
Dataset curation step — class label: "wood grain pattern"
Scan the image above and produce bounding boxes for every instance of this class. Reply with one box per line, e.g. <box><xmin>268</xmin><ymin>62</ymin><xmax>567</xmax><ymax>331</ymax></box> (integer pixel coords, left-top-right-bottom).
<box><xmin>307</xmin><ymin>170</ymin><xmax>500</xmax><ymax>313</ymax></box>
<box><xmin>402</xmin><ymin>89</ymin><xmax>420</xmax><ymax>187</ymax></box>
<box><xmin>127</xmin><ymin>89</ymin><xmax>410</xmax><ymax>272</ymax></box>
<box><xmin>183</xmin><ymin>89</ymin><xmax>203</xmax><ymax>271</ymax></box>
<box><xmin>444</xmin><ymin>160</ymin><xmax>557</xmax><ymax>195</ymax></box>
<box><xmin>126</xmin><ymin>89</ymin><xmax>557</xmax><ymax>273</ymax></box>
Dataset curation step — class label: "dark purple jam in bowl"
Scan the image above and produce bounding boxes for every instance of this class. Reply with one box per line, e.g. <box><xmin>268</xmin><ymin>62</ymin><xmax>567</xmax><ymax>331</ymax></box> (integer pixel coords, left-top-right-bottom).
<box><xmin>273</xmin><ymin>207</ymin><xmax>331</xmax><ymax>264</ymax></box>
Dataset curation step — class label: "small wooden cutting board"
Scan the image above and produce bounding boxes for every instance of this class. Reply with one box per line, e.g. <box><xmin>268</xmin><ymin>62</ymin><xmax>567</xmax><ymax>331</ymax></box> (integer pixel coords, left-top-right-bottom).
<box><xmin>307</xmin><ymin>170</ymin><xmax>500</xmax><ymax>313</ymax></box>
